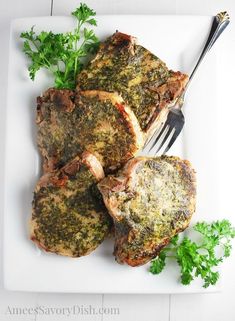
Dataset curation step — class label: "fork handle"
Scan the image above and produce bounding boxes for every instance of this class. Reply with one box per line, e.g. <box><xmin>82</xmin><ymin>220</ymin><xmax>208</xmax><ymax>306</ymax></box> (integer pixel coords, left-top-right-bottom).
<box><xmin>186</xmin><ymin>11</ymin><xmax>230</xmax><ymax>90</ymax></box>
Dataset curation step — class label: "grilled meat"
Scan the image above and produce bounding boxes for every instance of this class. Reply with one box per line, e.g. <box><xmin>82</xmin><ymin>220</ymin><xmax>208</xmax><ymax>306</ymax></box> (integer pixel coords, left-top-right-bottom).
<box><xmin>77</xmin><ymin>32</ymin><xmax>188</xmax><ymax>133</ymax></box>
<box><xmin>98</xmin><ymin>156</ymin><xmax>196</xmax><ymax>266</ymax></box>
<box><xmin>37</xmin><ymin>88</ymin><xmax>144</xmax><ymax>173</ymax></box>
<box><xmin>30</xmin><ymin>152</ymin><xmax>112</xmax><ymax>257</ymax></box>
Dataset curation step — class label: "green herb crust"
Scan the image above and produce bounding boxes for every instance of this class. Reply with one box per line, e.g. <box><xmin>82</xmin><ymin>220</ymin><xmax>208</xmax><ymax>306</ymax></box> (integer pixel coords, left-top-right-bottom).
<box><xmin>77</xmin><ymin>32</ymin><xmax>188</xmax><ymax>131</ymax></box>
<box><xmin>37</xmin><ymin>88</ymin><xmax>143</xmax><ymax>173</ymax></box>
<box><xmin>31</xmin><ymin>154</ymin><xmax>112</xmax><ymax>257</ymax></box>
<box><xmin>98</xmin><ymin>156</ymin><xmax>196</xmax><ymax>266</ymax></box>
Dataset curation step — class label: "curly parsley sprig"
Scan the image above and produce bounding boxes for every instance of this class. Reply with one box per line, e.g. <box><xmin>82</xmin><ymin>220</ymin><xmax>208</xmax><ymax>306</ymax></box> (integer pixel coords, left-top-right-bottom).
<box><xmin>20</xmin><ymin>3</ymin><xmax>99</xmax><ymax>89</ymax></box>
<box><xmin>150</xmin><ymin>220</ymin><xmax>235</xmax><ymax>288</ymax></box>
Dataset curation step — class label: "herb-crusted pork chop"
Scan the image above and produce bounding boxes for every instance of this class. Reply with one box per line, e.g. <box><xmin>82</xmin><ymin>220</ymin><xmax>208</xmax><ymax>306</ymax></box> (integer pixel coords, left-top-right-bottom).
<box><xmin>77</xmin><ymin>32</ymin><xmax>188</xmax><ymax>133</ymax></box>
<box><xmin>98</xmin><ymin>156</ymin><xmax>196</xmax><ymax>266</ymax></box>
<box><xmin>37</xmin><ymin>88</ymin><xmax>144</xmax><ymax>173</ymax></box>
<box><xmin>30</xmin><ymin>152</ymin><xmax>112</xmax><ymax>257</ymax></box>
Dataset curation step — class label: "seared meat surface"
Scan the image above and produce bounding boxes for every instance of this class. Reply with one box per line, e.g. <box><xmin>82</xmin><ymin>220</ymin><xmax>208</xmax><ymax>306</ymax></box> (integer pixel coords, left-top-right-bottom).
<box><xmin>98</xmin><ymin>156</ymin><xmax>196</xmax><ymax>266</ymax></box>
<box><xmin>31</xmin><ymin>152</ymin><xmax>112</xmax><ymax>257</ymax></box>
<box><xmin>77</xmin><ymin>32</ymin><xmax>188</xmax><ymax>132</ymax></box>
<box><xmin>31</xmin><ymin>31</ymin><xmax>195</xmax><ymax>263</ymax></box>
<box><xmin>37</xmin><ymin>88</ymin><xmax>143</xmax><ymax>173</ymax></box>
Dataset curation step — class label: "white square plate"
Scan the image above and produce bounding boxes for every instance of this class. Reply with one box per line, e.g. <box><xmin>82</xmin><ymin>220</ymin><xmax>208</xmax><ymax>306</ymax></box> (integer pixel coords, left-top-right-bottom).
<box><xmin>4</xmin><ymin>15</ymin><xmax>220</xmax><ymax>293</ymax></box>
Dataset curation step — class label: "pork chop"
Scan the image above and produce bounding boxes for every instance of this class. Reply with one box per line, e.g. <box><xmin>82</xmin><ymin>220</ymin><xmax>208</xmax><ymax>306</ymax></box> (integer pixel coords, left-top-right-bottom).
<box><xmin>77</xmin><ymin>32</ymin><xmax>188</xmax><ymax>134</ymax></box>
<box><xmin>30</xmin><ymin>152</ymin><xmax>112</xmax><ymax>257</ymax></box>
<box><xmin>98</xmin><ymin>156</ymin><xmax>196</xmax><ymax>266</ymax></box>
<box><xmin>37</xmin><ymin>88</ymin><xmax>144</xmax><ymax>173</ymax></box>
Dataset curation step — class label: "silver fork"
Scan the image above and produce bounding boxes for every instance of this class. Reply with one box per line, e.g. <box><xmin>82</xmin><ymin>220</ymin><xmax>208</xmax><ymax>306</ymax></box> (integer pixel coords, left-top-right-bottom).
<box><xmin>142</xmin><ymin>11</ymin><xmax>230</xmax><ymax>156</ymax></box>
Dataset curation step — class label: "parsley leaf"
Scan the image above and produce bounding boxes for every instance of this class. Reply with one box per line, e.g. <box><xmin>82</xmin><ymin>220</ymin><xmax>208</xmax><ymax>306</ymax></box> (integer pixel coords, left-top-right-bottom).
<box><xmin>149</xmin><ymin>219</ymin><xmax>235</xmax><ymax>288</ymax></box>
<box><xmin>150</xmin><ymin>251</ymin><xmax>166</xmax><ymax>274</ymax></box>
<box><xmin>20</xmin><ymin>3</ymin><xmax>99</xmax><ymax>89</ymax></box>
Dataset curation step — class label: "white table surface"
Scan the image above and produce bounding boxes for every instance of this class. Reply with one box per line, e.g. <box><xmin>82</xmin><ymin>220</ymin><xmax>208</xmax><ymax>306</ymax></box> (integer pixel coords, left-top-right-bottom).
<box><xmin>0</xmin><ymin>1</ymin><xmax>235</xmax><ymax>320</ymax></box>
